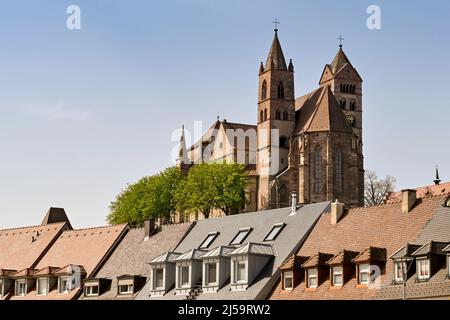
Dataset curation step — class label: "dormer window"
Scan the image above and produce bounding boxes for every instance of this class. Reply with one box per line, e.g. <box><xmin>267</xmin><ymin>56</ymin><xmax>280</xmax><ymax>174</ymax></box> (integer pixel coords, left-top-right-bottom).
<box><xmin>58</xmin><ymin>276</ymin><xmax>70</xmax><ymax>293</ymax></box>
<box><xmin>417</xmin><ymin>258</ymin><xmax>430</xmax><ymax>280</ymax></box>
<box><xmin>447</xmin><ymin>255</ymin><xmax>450</xmax><ymax>277</ymax></box>
<box><xmin>118</xmin><ymin>284</ymin><xmax>133</xmax><ymax>295</ymax></box>
<box><xmin>283</xmin><ymin>271</ymin><xmax>293</xmax><ymax>290</ymax></box>
<box><xmin>230</xmin><ymin>228</ymin><xmax>252</xmax><ymax>246</ymax></box>
<box><xmin>358</xmin><ymin>263</ymin><xmax>370</xmax><ymax>285</ymax></box>
<box><xmin>37</xmin><ymin>277</ymin><xmax>48</xmax><ymax>295</ymax></box>
<box><xmin>264</xmin><ymin>223</ymin><xmax>285</xmax><ymax>242</ymax></box>
<box><xmin>234</xmin><ymin>259</ymin><xmax>247</xmax><ymax>284</ymax></box>
<box><xmin>15</xmin><ymin>279</ymin><xmax>27</xmax><ymax>296</ymax></box>
<box><xmin>154</xmin><ymin>268</ymin><xmax>164</xmax><ymax>290</ymax></box>
<box><xmin>331</xmin><ymin>266</ymin><xmax>343</xmax><ymax>286</ymax></box>
<box><xmin>179</xmin><ymin>265</ymin><xmax>190</xmax><ymax>288</ymax></box>
<box><xmin>199</xmin><ymin>232</ymin><xmax>219</xmax><ymax>249</ymax></box>
<box><xmin>307</xmin><ymin>269</ymin><xmax>318</xmax><ymax>288</ymax></box>
<box><xmin>394</xmin><ymin>261</ymin><xmax>408</xmax><ymax>283</ymax></box>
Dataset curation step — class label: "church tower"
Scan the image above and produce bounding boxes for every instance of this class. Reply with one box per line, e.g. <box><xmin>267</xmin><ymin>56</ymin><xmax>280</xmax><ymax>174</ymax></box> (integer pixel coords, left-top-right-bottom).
<box><xmin>256</xmin><ymin>28</ymin><xmax>295</xmax><ymax>210</ymax></box>
<box><xmin>319</xmin><ymin>43</ymin><xmax>363</xmax><ymax>140</ymax></box>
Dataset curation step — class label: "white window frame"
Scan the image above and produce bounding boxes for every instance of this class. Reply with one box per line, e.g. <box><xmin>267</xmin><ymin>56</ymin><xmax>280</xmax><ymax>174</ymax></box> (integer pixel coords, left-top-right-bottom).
<box><xmin>447</xmin><ymin>255</ymin><xmax>450</xmax><ymax>278</ymax></box>
<box><xmin>59</xmin><ymin>276</ymin><xmax>70</xmax><ymax>294</ymax></box>
<box><xmin>153</xmin><ymin>268</ymin><xmax>165</xmax><ymax>290</ymax></box>
<box><xmin>358</xmin><ymin>263</ymin><xmax>370</xmax><ymax>285</ymax></box>
<box><xmin>394</xmin><ymin>261</ymin><xmax>408</xmax><ymax>283</ymax></box>
<box><xmin>332</xmin><ymin>266</ymin><xmax>343</xmax><ymax>286</ymax></box>
<box><xmin>307</xmin><ymin>269</ymin><xmax>318</xmax><ymax>288</ymax></box>
<box><xmin>417</xmin><ymin>258</ymin><xmax>430</xmax><ymax>280</ymax></box>
<box><xmin>84</xmin><ymin>285</ymin><xmax>99</xmax><ymax>297</ymax></box>
<box><xmin>234</xmin><ymin>259</ymin><xmax>247</xmax><ymax>284</ymax></box>
<box><xmin>37</xmin><ymin>277</ymin><xmax>49</xmax><ymax>296</ymax></box>
<box><xmin>15</xmin><ymin>279</ymin><xmax>27</xmax><ymax>296</ymax></box>
<box><xmin>118</xmin><ymin>284</ymin><xmax>134</xmax><ymax>295</ymax></box>
<box><xmin>283</xmin><ymin>271</ymin><xmax>293</xmax><ymax>290</ymax></box>
<box><xmin>205</xmin><ymin>262</ymin><xmax>218</xmax><ymax>286</ymax></box>
<box><xmin>179</xmin><ymin>265</ymin><xmax>190</xmax><ymax>288</ymax></box>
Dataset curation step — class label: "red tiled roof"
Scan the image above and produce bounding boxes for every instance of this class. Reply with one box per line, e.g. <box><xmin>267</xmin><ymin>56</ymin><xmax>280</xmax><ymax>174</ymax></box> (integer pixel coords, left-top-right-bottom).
<box><xmin>270</xmin><ymin>194</ymin><xmax>448</xmax><ymax>300</ymax></box>
<box><xmin>387</xmin><ymin>182</ymin><xmax>450</xmax><ymax>203</ymax></box>
<box><xmin>0</xmin><ymin>222</ymin><xmax>67</xmax><ymax>270</ymax></box>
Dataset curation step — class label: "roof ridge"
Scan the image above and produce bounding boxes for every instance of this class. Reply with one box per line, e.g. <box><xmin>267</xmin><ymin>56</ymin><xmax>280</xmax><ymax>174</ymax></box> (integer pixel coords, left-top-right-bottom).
<box><xmin>0</xmin><ymin>222</ymin><xmax>66</xmax><ymax>233</ymax></box>
<box><xmin>61</xmin><ymin>223</ymin><xmax>127</xmax><ymax>233</ymax></box>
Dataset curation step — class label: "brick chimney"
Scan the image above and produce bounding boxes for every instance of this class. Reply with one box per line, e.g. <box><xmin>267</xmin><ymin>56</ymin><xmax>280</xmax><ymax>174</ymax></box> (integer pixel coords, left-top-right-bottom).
<box><xmin>401</xmin><ymin>189</ymin><xmax>417</xmax><ymax>213</ymax></box>
<box><xmin>331</xmin><ymin>200</ymin><xmax>344</xmax><ymax>225</ymax></box>
<box><xmin>144</xmin><ymin>219</ymin><xmax>156</xmax><ymax>239</ymax></box>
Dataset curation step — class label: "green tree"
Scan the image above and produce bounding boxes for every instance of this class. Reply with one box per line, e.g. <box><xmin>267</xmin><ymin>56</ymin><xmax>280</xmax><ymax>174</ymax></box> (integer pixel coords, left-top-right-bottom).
<box><xmin>107</xmin><ymin>166</ymin><xmax>184</xmax><ymax>225</ymax></box>
<box><xmin>211</xmin><ymin>162</ymin><xmax>247</xmax><ymax>215</ymax></box>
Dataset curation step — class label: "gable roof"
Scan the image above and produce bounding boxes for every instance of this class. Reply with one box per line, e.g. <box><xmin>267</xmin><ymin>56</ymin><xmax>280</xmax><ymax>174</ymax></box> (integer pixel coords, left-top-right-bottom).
<box><xmin>411</xmin><ymin>241</ymin><xmax>449</xmax><ymax>257</ymax></box>
<box><xmin>137</xmin><ymin>201</ymin><xmax>330</xmax><ymax>300</ymax></box>
<box><xmin>294</xmin><ymin>85</ymin><xmax>353</xmax><ymax>135</ymax></box>
<box><xmin>41</xmin><ymin>207</ymin><xmax>72</xmax><ymax>229</ymax></box>
<box><xmin>389</xmin><ymin>243</ymin><xmax>422</xmax><ymax>260</ymax></box>
<box><xmin>0</xmin><ymin>222</ymin><xmax>67</xmax><ymax>271</ymax></box>
<box><xmin>352</xmin><ymin>247</ymin><xmax>387</xmax><ymax>263</ymax></box>
<box><xmin>227</xmin><ymin>243</ymin><xmax>274</xmax><ymax>257</ymax></box>
<box><xmin>35</xmin><ymin>224</ymin><xmax>128</xmax><ymax>277</ymax></box>
<box><xmin>200</xmin><ymin>246</ymin><xmax>234</xmax><ymax>259</ymax></box>
<box><xmin>326</xmin><ymin>250</ymin><xmax>359</xmax><ymax>265</ymax></box>
<box><xmin>302</xmin><ymin>252</ymin><xmax>334</xmax><ymax>268</ymax></box>
<box><xmin>173</xmin><ymin>248</ymin><xmax>209</xmax><ymax>261</ymax></box>
<box><xmin>271</xmin><ymin>194</ymin><xmax>447</xmax><ymax>300</ymax></box>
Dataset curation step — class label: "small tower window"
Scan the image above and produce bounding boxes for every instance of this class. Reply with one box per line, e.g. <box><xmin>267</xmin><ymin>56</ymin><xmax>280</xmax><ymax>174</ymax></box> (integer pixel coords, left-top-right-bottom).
<box><xmin>277</xmin><ymin>82</ymin><xmax>284</xmax><ymax>99</ymax></box>
<box><xmin>275</xmin><ymin>110</ymin><xmax>281</xmax><ymax>120</ymax></box>
<box><xmin>339</xmin><ymin>99</ymin><xmax>347</xmax><ymax>110</ymax></box>
<box><xmin>260</xmin><ymin>110</ymin><xmax>264</xmax><ymax>123</ymax></box>
<box><xmin>264</xmin><ymin>109</ymin><xmax>268</xmax><ymax>121</ymax></box>
<box><xmin>349</xmin><ymin>101</ymin><xmax>356</xmax><ymax>111</ymax></box>
<box><xmin>283</xmin><ymin>111</ymin><xmax>288</xmax><ymax>120</ymax></box>
<box><xmin>261</xmin><ymin>80</ymin><xmax>267</xmax><ymax>100</ymax></box>
<box><xmin>314</xmin><ymin>146</ymin><xmax>322</xmax><ymax>193</ymax></box>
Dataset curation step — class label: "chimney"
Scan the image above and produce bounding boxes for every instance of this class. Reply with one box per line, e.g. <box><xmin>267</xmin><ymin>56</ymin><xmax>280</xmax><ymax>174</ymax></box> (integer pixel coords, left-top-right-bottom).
<box><xmin>144</xmin><ymin>219</ymin><xmax>156</xmax><ymax>239</ymax></box>
<box><xmin>402</xmin><ymin>189</ymin><xmax>417</xmax><ymax>213</ymax></box>
<box><xmin>289</xmin><ymin>192</ymin><xmax>298</xmax><ymax>215</ymax></box>
<box><xmin>331</xmin><ymin>199</ymin><xmax>344</xmax><ymax>225</ymax></box>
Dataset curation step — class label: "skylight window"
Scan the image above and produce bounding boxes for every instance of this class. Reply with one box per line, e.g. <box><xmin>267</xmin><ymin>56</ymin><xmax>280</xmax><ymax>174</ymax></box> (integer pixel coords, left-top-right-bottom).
<box><xmin>199</xmin><ymin>232</ymin><xmax>219</xmax><ymax>249</ymax></box>
<box><xmin>264</xmin><ymin>223</ymin><xmax>286</xmax><ymax>242</ymax></box>
<box><xmin>230</xmin><ymin>228</ymin><xmax>252</xmax><ymax>246</ymax></box>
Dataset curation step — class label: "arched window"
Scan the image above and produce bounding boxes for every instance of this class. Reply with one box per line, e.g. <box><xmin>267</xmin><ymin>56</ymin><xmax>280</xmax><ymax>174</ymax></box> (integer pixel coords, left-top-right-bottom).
<box><xmin>335</xmin><ymin>150</ymin><xmax>343</xmax><ymax>192</ymax></box>
<box><xmin>279</xmin><ymin>136</ymin><xmax>288</xmax><ymax>148</ymax></box>
<box><xmin>261</xmin><ymin>80</ymin><xmax>267</xmax><ymax>100</ymax></box>
<box><xmin>349</xmin><ymin>101</ymin><xmax>356</xmax><ymax>111</ymax></box>
<box><xmin>260</xmin><ymin>110</ymin><xmax>264</xmax><ymax>123</ymax></box>
<box><xmin>283</xmin><ymin>111</ymin><xmax>288</xmax><ymax>120</ymax></box>
<box><xmin>314</xmin><ymin>146</ymin><xmax>322</xmax><ymax>193</ymax></box>
<box><xmin>275</xmin><ymin>110</ymin><xmax>281</xmax><ymax>120</ymax></box>
<box><xmin>264</xmin><ymin>109</ymin><xmax>268</xmax><ymax>121</ymax></box>
<box><xmin>352</xmin><ymin>85</ymin><xmax>356</xmax><ymax>94</ymax></box>
<box><xmin>340</xmin><ymin>99</ymin><xmax>347</xmax><ymax>110</ymax></box>
<box><xmin>277</xmin><ymin>81</ymin><xmax>284</xmax><ymax>99</ymax></box>
<box><xmin>340</xmin><ymin>84</ymin><xmax>343</xmax><ymax>92</ymax></box>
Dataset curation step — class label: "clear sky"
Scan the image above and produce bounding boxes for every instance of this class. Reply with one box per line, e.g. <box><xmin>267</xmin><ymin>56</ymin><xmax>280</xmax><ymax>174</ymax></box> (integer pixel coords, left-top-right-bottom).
<box><xmin>1</xmin><ymin>0</ymin><xmax>449</xmax><ymax>228</ymax></box>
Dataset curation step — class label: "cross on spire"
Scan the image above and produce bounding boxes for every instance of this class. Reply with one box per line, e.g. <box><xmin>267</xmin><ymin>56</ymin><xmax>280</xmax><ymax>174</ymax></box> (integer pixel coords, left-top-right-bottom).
<box><xmin>273</xmin><ymin>19</ymin><xmax>280</xmax><ymax>31</ymax></box>
<box><xmin>338</xmin><ymin>35</ymin><xmax>344</xmax><ymax>48</ymax></box>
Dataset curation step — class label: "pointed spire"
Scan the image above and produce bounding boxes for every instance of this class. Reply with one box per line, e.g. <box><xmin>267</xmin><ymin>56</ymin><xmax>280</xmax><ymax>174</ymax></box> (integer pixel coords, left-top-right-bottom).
<box><xmin>330</xmin><ymin>46</ymin><xmax>351</xmax><ymax>74</ymax></box>
<box><xmin>288</xmin><ymin>59</ymin><xmax>294</xmax><ymax>72</ymax></box>
<box><xmin>259</xmin><ymin>61</ymin><xmax>264</xmax><ymax>74</ymax></box>
<box><xmin>177</xmin><ymin>125</ymin><xmax>188</xmax><ymax>166</ymax></box>
<box><xmin>265</xmin><ymin>29</ymin><xmax>287</xmax><ymax>71</ymax></box>
<box><xmin>434</xmin><ymin>165</ymin><xmax>441</xmax><ymax>185</ymax></box>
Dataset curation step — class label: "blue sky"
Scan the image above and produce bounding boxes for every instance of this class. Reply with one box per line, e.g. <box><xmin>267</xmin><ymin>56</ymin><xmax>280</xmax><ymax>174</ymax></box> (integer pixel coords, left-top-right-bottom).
<box><xmin>0</xmin><ymin>0</ymin><xmax>449</xmax><ymax>228</ymax></box>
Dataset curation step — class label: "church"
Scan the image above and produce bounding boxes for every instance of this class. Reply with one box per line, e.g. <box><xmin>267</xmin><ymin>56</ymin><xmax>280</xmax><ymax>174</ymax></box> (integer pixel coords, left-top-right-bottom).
<box><xmin>177</xmin><ymin>27</ymin><xmax>365</xmax><ymax>217</ymax></box>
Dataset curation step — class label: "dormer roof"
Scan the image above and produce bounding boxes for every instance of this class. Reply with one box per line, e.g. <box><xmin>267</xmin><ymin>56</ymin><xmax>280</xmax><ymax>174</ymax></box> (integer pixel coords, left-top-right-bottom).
<box><xmin>149</xmin><ymin>251</ymin><xmax>181</xmax><ymax>264</ymax></box>
<box><xmin>390</xmin><ymin>243</ymin><xmax>422</xmax><ymax>260</ymax></box>
<box><xmin>279</xmin><ymin>256</ymin><xmax>309</xmax><ymax>271</ymax></box>
<box><xmin>302</xmin><ymin>252</ymin><xmax>334</xmax><ymax>268</ymax></box>
<box><xmin>227</xmin><ymin>242</ymin><xmax>274</xmax><ymax>257</ymax></box>
<box><xmin>173</xmin><ymin>248</ymin><xmax>208</xmax><ymax>262</ymax></box>
<box><xmin>201</xmin><ymin>246</ymin><xmax>234</xmax><ymax>259</ymax></box>
<box><xmin>352</xmin><ymin>247</ymin><xmax>387</xmax><ymax>263</ymax></box>
<box><xmin>326</xmin><ymin>250</ymin><xmax>359</xmax><ymax>266</ymax></box>
<box><xmin>411</xmin><ymin>241</ymin><xmax>449</xmax><ymax>257</ymax></box>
